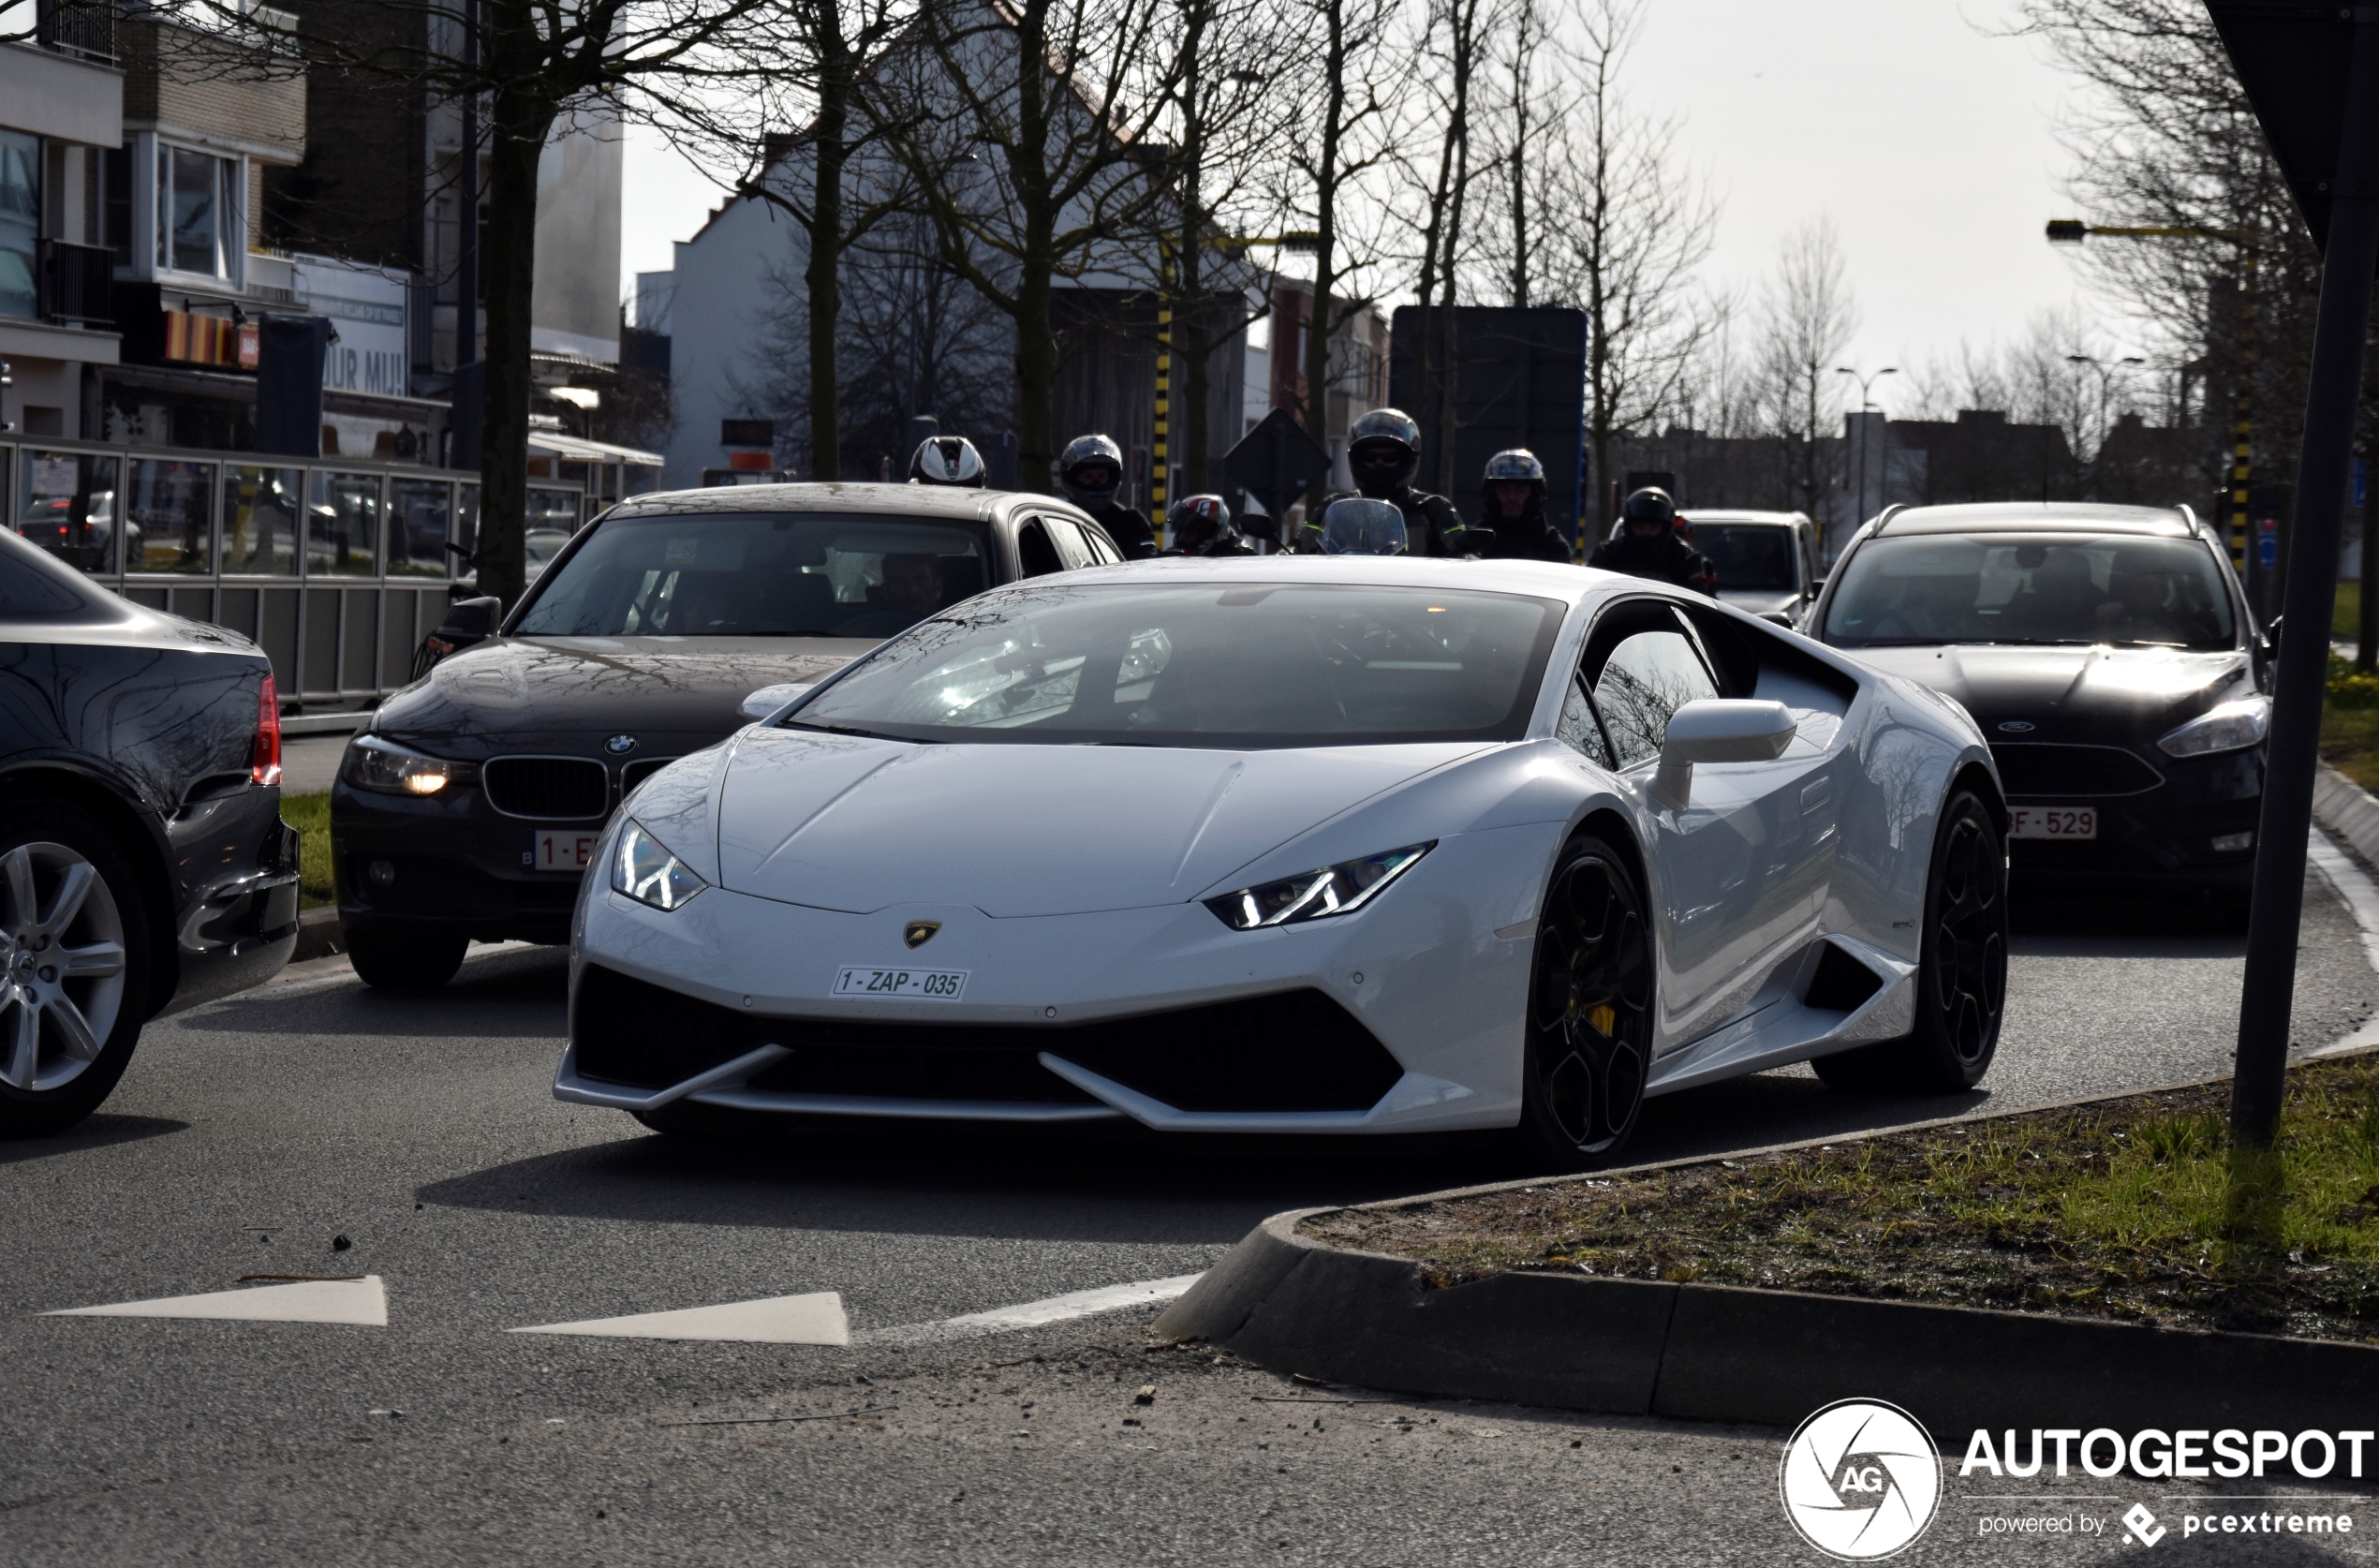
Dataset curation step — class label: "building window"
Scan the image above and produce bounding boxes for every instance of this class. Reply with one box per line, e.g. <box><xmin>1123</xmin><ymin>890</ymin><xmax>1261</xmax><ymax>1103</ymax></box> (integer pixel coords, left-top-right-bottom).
<box><xmin>0</xmin><ymin>130</ymin><xmax>38</xmax><ymax>318</ymax></box>
<box><xmin>156</xmin><ymin>143</ymin><xmax>235</xmax><ymax>278</ymax></box>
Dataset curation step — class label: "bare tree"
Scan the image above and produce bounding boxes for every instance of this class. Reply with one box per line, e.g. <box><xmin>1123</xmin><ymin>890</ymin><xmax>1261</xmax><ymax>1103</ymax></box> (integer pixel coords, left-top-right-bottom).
<box><xmin>1278</xmin><ymin>0</ymin><xmax>1403</xmax><ymax>499</ymax></box>
<box><xmin>880</xmin><ymin>0</ymin><xmax>1182</xmax><ymax>494</ymax></box>
<box><xmin>1754</xmin><ymin>216</ymin><xmax>1859</xmax><ymax>525</ymax></box>
<box><xmin>1539</xmin><ymin>0</ymin><xmax>1719</xmax><ymax>525</ymax></box>
<box><xmin>1405</xmin><ymin>0</ymin><xmax>1503</xmax><ymax>495</ymax></box>
<box><xmin>1493</xmin><ymin>0</ymin><xmax>1565</xmax><ymax>309</ymax></box>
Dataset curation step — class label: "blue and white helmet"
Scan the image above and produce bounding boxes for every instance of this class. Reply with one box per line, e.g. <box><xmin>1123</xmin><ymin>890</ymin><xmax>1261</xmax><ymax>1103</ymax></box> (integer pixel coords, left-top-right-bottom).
<box><xmin>1318</xmin><ymin>497</ymin><xmax>1408</xmax><ymax>555</ymax></box>
<box><xmin>909</xmin><ymin>436</ymin><xmax>985</xmax><ymax>487</ymax></box>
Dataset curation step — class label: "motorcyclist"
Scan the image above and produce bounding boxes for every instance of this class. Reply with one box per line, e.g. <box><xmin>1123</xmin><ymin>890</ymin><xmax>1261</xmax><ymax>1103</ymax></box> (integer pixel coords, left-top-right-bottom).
<box><xmin>909</xmin><ymin>436</ymin><xmax>986</xmax><ymax>487</ymax></box>
<box><xmin>1588</xmin><ymin>486</ymin><xmax>1716</xmax><ymax>594</ymax></box>
<box><xmin>1296</xmin><ymin>408</ymin><xmax>1488</xmax><ymax>557</ymax></box>
<box><xmin>1163</xmin><ymin>495</ymin><xmax>1256</xmax><ymax>557</ymax></box>
<box><xmin>1476</xmin><ymin>449</ymin><xmax>1572</xmax><ymax>563</ymax></box>
<box><xmin>1055</xmin><ymin>433</ymin><xmax>1157</xmax><ymax>558</ymax></box>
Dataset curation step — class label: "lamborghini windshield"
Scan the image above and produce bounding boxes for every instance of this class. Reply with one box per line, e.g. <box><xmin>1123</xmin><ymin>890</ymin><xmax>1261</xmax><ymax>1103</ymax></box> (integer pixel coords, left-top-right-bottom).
<box><xmin>513</xmin><ymin>512</ymin><xmax>993</xmax><ymax>640</ymax></box>
<box><xmin>789</xmin><ymin>581</ymin><xmax>1566</xmax><ymax>747</ymax></box>
<box><xmin>1823</xmin><ymin>533</ymin><xmax>2236</xmax><ymax>650</ymax></box>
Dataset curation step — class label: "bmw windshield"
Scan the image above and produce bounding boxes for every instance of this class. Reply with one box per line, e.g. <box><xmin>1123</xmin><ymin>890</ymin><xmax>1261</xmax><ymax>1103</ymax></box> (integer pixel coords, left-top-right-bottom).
<box><xmin>1822</xmin><ymin>534</ymin><xmax>2237</xmax><ymax>650</ymax></box>
<box><xmin>513</xmin><ymin>511</ymin><xmax>994</xmax><ymax>639</ymax></box>
<box><xmin>789</xmin><ymin>582</ymin><xmax>1566</xmax><ymax>748</ymax></box>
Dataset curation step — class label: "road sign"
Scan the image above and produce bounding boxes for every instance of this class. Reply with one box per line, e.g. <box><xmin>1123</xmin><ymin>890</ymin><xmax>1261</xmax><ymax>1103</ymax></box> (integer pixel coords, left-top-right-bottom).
<box><xmin>1221</xmin><ymin>409</ymin><xmax>1333</xmax><ymax>542</ymax></box>
<box><xmin>2207</xmin><ymin>2</ymin><xmax>2379</xmax><ymax>271</ymax></box>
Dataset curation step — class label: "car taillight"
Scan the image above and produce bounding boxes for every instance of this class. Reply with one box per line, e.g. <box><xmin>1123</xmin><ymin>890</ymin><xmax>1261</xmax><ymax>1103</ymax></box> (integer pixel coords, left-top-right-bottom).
<box><xmin>251</xmin><ymin>673</ymin><xmax>283</xmax><ymax>787</ymax></box>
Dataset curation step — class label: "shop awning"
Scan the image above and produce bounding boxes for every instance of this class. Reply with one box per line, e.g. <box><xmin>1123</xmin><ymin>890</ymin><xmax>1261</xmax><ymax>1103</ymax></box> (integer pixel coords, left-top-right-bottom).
<box><xmin>528</xmin><ymin>430</ymin><xmax>664</xmax><ymax>466</ymax></box>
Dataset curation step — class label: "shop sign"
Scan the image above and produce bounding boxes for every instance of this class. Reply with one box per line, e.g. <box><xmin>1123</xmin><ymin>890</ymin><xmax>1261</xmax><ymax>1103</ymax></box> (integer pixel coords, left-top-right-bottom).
<box><xmin>291</xmin><ymin>254</ymin><xmax>410</xmax><ymax>398</ymax></box>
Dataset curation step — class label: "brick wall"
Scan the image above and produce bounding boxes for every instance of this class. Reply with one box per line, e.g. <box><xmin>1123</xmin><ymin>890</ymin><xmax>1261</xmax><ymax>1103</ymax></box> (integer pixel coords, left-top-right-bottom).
<box><xmin>119</xmin><ymin>20</ymin><xmax>307</xmax><ymax>166</ymax></box>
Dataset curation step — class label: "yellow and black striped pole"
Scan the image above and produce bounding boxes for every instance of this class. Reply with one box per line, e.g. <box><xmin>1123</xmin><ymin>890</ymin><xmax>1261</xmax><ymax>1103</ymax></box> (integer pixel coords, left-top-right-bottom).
<box><xmin>1153</xmin><ymin>299</ymin><xmax>1172</xmax><ymax>549</ymax></box>
<box><xmin>2231</xmin><ymin>250</ymin><xmax>2258</xmax><ymax>577</ymax></box>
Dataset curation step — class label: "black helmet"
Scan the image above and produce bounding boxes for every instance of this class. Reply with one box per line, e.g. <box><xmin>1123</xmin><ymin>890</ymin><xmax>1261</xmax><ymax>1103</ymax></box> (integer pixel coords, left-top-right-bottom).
<box><xmin>1347</xmin><ymin>407</ymin><xmax>1421</xmax><ymax>496</ymax></box>
<box><xmin>1620</xmin><ymin>486</ymin><xmax>1677</xmax><ymax>529</ymax></box>
<box><xmin>1167</xmin><ymin>494</ymin><xmax>1235</xmax><ymax>553</ymax></box>
<box><xmin>1057</xmin><ymin>434</ymin><xmax>1125</xmax><ymax>507</ymax></box>
<box><xmin>909</xmin><ymin>436</ymin><xmax>985</xmax><ymax>487</ymax></box>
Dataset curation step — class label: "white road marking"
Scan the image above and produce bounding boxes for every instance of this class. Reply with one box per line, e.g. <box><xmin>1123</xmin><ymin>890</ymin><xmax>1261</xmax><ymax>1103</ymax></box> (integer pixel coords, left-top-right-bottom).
<box><xmin>511</xmin><ymin>1291</ymin><xmax>850</xmax><ymax>1345</ymax></box>
<box><xmin>43</xmin><ymin>1275</ymin><xmax>388</xmax><ymax>1325</ymax></box>
<box><xmin>855</xmin><ymin>1274</ymin><xmax>1205</xmax><ymax>1348</ymax></box>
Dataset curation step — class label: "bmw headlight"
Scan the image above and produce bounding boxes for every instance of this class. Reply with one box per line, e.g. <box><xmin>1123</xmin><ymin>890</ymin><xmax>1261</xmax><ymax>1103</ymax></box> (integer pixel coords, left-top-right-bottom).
<box><xmin>1204</xmin><ymin>843</ymin><xmax>1433</xmax><ymax>931</ymax></box>
<box><xmin>2157</xmin><ymin>696</ymin><xmax>2269</xmax><ymax>758</ymax></box>
<box><xmin>612</xmin><ymin>820</ymin><xmax>706</xmax><ymax>910</ymax></box>
<box><xmin>342</xmin><ymin>733</ymin><xmax>480</xmax><ymax>795</ymax></box>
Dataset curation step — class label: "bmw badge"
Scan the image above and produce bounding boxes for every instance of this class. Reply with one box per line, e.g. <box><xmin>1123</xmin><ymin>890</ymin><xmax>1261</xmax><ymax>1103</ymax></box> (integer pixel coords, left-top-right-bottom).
<box><xmin>605</xmin><ymin>734</ymin><xmax>639</xmax><ymax>755</ymax></box>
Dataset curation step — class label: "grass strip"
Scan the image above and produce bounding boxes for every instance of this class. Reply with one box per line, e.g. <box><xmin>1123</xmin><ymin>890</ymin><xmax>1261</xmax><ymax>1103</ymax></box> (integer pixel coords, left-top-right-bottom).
<box><xmin>1306</xmin><ymin>1054</ymin><xmax>2379</xmax><ymax>1343</ymax></box>
<box><xmin>281</xmin><ymin>791</ymin><xmax>335</xmax><ymax>909</ymax></box>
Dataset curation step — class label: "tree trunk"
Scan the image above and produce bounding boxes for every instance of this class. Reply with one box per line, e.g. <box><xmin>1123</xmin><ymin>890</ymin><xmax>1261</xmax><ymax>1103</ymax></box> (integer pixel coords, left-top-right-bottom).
<box><xmin>806</xmin><ymin>72</ymin><xmax>848</xmax><ymax>481</ymax></box>
<box><xmin>475</xmin><ymin>70</ymin><xmax>554</xmax><ymax>610</ymax></box>
<box><xmin>1014</xmin><ymin>248</ymin><xmax>1057</xmax><ymax>493</ymax></box>
<box><xmin>1301</xmin><ymin>0</ymin><xmax>1346</xmax><ymax>510</ymax></box>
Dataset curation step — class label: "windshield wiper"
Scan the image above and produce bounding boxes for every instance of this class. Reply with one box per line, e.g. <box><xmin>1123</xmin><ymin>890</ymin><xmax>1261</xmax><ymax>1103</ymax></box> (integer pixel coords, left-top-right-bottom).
<box><xmin>784</xmin><ymin>720</ymin><xmax>909</xmax><ymax>743</ymax></box>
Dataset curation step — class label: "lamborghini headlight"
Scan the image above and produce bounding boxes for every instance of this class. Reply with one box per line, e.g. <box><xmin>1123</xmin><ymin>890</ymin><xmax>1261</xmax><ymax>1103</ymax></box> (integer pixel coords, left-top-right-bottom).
<box><xmin>1204</xmin><ymin>843</ymin><xmax>1433</xmax><ymax>931</ymax></box>
<box><xmin>342</xmin><ymin>733</ymin><xmax>479</xmax><ymax>795</ymax></box>
<box><xmin>2157</xmin><ymin>696</ymin><xmax>2269</xmax><ymax>758</ymax></box>
<box><xmin>612</xmin><ymin>820</ymin><xmax>706</xmax><ymax>910</ymax></box>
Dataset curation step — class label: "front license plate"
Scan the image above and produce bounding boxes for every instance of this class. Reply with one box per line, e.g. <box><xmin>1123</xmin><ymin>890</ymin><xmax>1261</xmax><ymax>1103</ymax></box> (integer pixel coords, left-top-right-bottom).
<box><xmin>834</xmin><ymin>966</ymin><xmax>969</xmax><ymax>1001</ymax></box>
<box><xmin>2009</xmin><ymin>807</ymin><xmax>2097</xmax><ymax>840</ymax></box>
<box><xmin>528</xmin><ymin>830</ymin><xmax>600</xmax><ymax>872</ymax></box>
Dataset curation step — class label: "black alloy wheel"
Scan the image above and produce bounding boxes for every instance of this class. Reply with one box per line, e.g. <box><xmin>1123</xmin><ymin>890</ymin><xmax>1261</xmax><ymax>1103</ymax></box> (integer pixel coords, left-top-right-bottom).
<box><xmin>347</xmin><ymin>923</ymin><xmax>469</xmax><ymax>991</ymax></box>
<box><xmin>1815</xmin><ymin>789</ymin><xmax>2007</xmax><ymax>1092</ymax></box>
<box><xmin>1516</xmin><ymin>835</ymin><xmax>1654</xmax><ymax>1170</ymax></box>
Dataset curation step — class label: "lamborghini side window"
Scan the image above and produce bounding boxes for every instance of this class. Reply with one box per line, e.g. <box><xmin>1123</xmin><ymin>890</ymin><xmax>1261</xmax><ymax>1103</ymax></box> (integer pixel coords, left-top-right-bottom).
<box><xmin>1017</xmin><ymin>520</ymin><xmax>1064</xmax><ymax>578</ymax></box>
<box><xmin>1556</xmin><ymin>678</ymin><xmax>1613</xmax><ymax>767</ymax></box>
<box><xmin>1595</xmin><ymin>628</ymin><xmax>1718</xmax><ymax>767</ymax></box>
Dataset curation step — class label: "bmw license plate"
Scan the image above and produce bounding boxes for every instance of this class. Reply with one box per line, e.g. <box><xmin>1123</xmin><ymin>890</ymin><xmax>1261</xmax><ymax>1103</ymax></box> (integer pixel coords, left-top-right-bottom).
<box><xmin>834</xmin><ymin>966</ymin><xmax>969</xmax><ymax>1000</ymax></box>
<box><xmin>527</xmin><ymin>830</ymin><xmax>600</xmax><ymax>872</ymax></box>
<box><xmin>2009</xmin><ymin>807</ymin><xmax>2096</xmax><ymax>840</ymax></box>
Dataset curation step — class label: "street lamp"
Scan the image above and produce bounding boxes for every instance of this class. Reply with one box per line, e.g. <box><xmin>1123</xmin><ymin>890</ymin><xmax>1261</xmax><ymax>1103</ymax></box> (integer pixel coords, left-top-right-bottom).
<box><xmin>1835</xmin><ymin>365</ymin><xmax>1897</xmax><ymax>541</ymax></box>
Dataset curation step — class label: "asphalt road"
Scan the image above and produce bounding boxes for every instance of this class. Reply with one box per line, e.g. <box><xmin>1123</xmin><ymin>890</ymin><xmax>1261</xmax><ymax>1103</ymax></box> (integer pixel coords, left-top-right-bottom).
<box><xmin>5</xmin><ymin>861</ymin><xmax>2378</xmax><ymax>1565</ymax></box>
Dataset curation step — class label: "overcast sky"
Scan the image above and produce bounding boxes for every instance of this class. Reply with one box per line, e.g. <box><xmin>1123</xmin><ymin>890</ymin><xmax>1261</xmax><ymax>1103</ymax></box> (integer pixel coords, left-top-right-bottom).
<box><xmin>617</xmin><ymin>0</ymin><xmax>2150</xmax><ymax>415</ymax></box>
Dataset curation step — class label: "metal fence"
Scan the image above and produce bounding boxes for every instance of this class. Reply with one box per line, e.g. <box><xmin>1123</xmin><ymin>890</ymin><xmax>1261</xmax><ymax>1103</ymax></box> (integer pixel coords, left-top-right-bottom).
<box><xmin>1</xmin><ymin>436</ymin><xmax>584</xmax><ymax>708</ymax></box>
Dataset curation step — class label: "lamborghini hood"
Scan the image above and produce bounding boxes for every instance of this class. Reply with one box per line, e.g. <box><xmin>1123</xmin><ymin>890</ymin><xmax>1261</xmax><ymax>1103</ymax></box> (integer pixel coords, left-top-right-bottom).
<box><xmin>713</xmin><ymin>729</ymin><xmax>1487</xmax><ymax>916</ymax></box>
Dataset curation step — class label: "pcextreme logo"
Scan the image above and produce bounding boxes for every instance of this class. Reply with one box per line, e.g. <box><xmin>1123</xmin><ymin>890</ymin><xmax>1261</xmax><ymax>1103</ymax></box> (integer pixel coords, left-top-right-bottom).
<box><xmin>1780</xmin><ymin>1399</ymin><xmax>1944</xmax><ymax>1560</ymax></box>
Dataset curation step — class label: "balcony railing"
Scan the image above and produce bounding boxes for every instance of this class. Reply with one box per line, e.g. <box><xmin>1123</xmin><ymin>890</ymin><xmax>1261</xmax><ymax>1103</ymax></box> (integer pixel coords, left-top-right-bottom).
<box><xmin>38</xmin><ymin>239</ymin><xmax>116</xmax><ymax>327</ymax></box>
<box><xmin>35</xmin><ymin>0</ymin><xmax>116</xmax><ymax>61</ymax></box>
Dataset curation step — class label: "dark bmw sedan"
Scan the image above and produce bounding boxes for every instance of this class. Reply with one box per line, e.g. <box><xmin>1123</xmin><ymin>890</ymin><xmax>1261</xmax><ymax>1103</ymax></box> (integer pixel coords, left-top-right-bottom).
<box><xmin>332</xmin><ymin>481</ymin><xmax>1130</xmax><ymax>988</ymax></box>
<box><xmin>1812</xmin><ymin>502</ymin><xmax>2266</xmax><ymax>912</ymax></box>
<box><xmin>0</xmin><ymin>530</ymin><xmax>299</xmax><ymax>1135</ymax></box>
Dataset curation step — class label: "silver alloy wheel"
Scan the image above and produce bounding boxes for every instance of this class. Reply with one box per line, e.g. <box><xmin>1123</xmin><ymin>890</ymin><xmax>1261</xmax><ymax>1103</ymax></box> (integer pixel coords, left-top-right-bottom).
<box><xmin>0</xmin><ymin>841</ymin><xmax>128</xmax><ymax>1093</ymax></box>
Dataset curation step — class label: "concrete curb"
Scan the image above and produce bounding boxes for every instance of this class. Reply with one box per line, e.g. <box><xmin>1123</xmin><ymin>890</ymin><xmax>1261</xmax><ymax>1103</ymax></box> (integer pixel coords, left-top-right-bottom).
<box><xmin>2315</xmin><ymin>760</ymin><xmax>2379</xmax><ymax>869</ymax></box>
<box><xmin>1157</xmin><ymin>1211</ymin><xmax>2379</xmax><ymax>1435</ymax></box>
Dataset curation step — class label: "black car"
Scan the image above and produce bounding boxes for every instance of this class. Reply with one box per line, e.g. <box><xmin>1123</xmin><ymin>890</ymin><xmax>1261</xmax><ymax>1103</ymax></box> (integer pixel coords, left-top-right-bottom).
<box><xmin>332</xmin><ymin>481</ymin><xmax>1132</xmax><ymax>989</ymax></box>
<box><xmin>1811</xmin><ymin>502</ymin><xmax>2267</xmax><ymax>910</ymax></box>
<box><xmin>0</xmin><ymin>529</ymin><xmax>300</xmax><ymax>1136</ymax></box>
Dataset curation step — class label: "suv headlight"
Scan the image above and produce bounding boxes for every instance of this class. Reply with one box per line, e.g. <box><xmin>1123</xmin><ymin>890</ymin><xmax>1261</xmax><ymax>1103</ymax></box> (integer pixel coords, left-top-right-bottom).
<box><xmin>342</xmin><ymin>733</ymin><xmax>480</xmax><ymax>795</ymax></box>
<box><xmin>2157</xmin><ymin>696</ymin><xmax>2269</xmax><ymax>758</ymax></box>
<box><xmin>612</xmin><ymin>821</ymin><xmax>706</xmax><ymax>910</ymax></box>
<box><xmin>1204</xmin><ymin>843</ymin><xmax>1433</xmax><ymax>930</ymax></box>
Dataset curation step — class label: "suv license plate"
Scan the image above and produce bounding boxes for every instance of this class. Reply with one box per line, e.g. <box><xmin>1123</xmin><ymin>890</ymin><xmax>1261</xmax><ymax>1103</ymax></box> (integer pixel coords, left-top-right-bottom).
<box><xmin>835</xmin><ymin>967</ymin><xmax>968</xmax><ymax>1000</ymax></box>
<box><xmin>529</xmin><ymin>830</ymin><xmax>600</xmax><ymax>872</ymax></box>
<box><xmin>2010</xmin><ymin>807</ymin><xmax>2096</xmax><ymax>840</ymax></box>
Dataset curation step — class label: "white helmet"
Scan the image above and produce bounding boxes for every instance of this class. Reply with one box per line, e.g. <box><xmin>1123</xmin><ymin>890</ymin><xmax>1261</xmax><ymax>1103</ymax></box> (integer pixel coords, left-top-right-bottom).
<box><xmin>909</xmin><ymin>436</ymin><xmax>986</xmax><ymax>487</ymax></box>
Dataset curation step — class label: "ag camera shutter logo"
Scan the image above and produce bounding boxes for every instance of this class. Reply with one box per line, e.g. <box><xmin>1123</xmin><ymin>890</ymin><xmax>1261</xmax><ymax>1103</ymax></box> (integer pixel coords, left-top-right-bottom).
<box><xmin>1780</xmin><ymin>1398</ymin><xmax>1943</xmax><ymax>1560</ymax></box>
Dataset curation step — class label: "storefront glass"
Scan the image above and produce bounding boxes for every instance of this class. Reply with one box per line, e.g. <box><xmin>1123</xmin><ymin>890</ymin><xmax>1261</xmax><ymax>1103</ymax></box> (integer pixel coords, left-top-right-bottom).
<box><xmin>16</xmin><ymin>451</ymin><xmax>123</xmax><ymax>574</ymax></box>
<box><xmin>526</xmin><ymin>487</ymin><xmax>580</xmax><ymax>581</ymax></box>
<box><xmin>126</xmin><ymin>459</ymin><xmax>216</xmax><ymax>574</ymax></box>
<box><xmin>388</xmin><ymin>478</ymin><xmax>453</xmax><ymax>577</ymax></box>
<box><xmin>307</xmin><ymin>471</ymin><xmax>380</xmax><ymax>577</ymax></box>
<box><xmin>222</xmin><ymin>466</ymin><xmax>302</xmax><ymax>575</ymax></box>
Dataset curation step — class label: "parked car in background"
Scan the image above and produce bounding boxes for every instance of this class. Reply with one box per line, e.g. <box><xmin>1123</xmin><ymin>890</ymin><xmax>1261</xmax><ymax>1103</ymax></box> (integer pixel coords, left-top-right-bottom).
<box><xmin>332</xmin><ymin>481</ymin><xmax>1131</xmax><ymax>990</ymax></box>
<box><xmin>1601</xmin><ymin>509</ymin><xmax>1823</xmax><ymax>626</ymax></box>
<box><xmin>0</xmin><ymin>530</ymin><xmax>300</xmax><ymax>1136</ymax></box>
<box><xmin>1811</xmin><ymin>501</ymin><xmax>2266</xmax><ymax>913</ymax></box>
